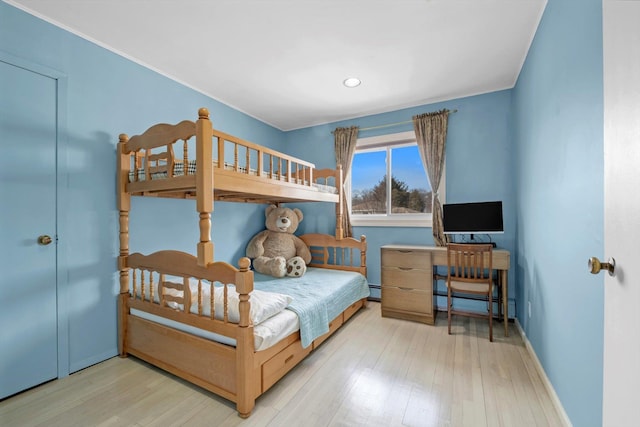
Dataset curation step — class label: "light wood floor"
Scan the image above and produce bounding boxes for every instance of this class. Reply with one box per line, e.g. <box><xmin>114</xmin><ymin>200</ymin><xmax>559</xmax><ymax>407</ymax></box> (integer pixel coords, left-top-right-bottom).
<box><xmin>0</xmin><ymin>302</ymin><xmax>565</xmax><ymax>427</ymax></box>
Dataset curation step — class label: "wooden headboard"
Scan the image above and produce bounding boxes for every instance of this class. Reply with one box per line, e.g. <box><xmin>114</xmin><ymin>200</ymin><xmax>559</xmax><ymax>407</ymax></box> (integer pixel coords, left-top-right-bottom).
<box><xmin>300</xmin><ymin>233</ymin><xmax>367</xmax><ymax>277</ymax></box>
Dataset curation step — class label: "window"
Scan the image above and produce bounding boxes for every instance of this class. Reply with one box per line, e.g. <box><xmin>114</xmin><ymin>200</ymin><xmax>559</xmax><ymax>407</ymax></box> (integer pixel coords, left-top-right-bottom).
<box><xmin>349</xmin><ymin>131</ymin><xmax>444</xmax><ymax>227</ymax></box>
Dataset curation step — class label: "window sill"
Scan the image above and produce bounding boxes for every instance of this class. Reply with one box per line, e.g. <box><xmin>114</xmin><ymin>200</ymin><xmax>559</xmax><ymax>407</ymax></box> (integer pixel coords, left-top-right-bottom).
<box><xmin>351</xmin><ymin>216</ymin><xmax>433</xmax><ymax>228</ymax></box>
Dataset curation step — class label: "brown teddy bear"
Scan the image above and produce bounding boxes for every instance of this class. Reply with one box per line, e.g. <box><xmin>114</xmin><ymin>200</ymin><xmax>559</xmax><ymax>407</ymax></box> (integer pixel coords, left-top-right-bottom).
<box><xmin>246</xmin><ymin>205</ymin><xmax>311</xmax><ymax>278</ymax></box>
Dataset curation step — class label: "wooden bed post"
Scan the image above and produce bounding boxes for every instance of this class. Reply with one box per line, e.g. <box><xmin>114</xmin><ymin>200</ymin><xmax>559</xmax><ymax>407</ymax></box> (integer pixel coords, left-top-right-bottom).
<box><xmin>117</xmin><ymin>134</ymin><xmax>131</xmax><ymax>357</ymax></box>
<box><xmin>336</xmin><ymin>164</ymin><xmax>344</xmax><ymax>239</ymax></box>
<box><xmin>196</xmin><ymin>108</ymin><xmax>214</xmax><ymax>266</ymax></box>
<box><xmin>234</xmin><ymin>257</ymin><xmax>255</xmax><ymax>418</ymax></box>
<box><xmin>359</xmin><ymin>235</ymin><xmax>367</xmax><ymax>277</ymax></box>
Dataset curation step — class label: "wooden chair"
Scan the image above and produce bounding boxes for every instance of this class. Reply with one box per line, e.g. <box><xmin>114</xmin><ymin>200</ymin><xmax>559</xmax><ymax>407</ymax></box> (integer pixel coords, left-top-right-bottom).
<box><xmin>446</xmin><ymin>243</ymin><xmax>494</xmax><ymax>342</ymax></box>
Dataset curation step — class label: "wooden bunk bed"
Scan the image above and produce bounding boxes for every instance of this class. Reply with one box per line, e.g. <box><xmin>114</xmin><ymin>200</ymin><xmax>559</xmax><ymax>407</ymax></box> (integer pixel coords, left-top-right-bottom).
<box><xmin>117</xmin><ymin>108</ymin><xmax>368</xmax><ymax>418</ymax></box>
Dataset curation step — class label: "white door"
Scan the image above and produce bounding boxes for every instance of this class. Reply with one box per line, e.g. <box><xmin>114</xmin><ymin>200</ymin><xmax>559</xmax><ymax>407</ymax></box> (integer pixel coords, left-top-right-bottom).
<box><xmin>602</xmin><ymin>1</ymin><xmax>640</xmax><ymax>425</ymax></box>
<box><xmin>0</xmin><ymin>59</ymin><xmax>58</xmax><ymax>399</ymax></box>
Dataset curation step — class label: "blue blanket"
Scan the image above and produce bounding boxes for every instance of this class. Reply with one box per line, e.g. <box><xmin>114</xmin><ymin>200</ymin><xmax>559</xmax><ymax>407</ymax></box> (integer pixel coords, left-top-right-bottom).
<box><xmin>254</xmin><ymin>267</ymin><xmax>369</xmax><ymax>348</ymax></box>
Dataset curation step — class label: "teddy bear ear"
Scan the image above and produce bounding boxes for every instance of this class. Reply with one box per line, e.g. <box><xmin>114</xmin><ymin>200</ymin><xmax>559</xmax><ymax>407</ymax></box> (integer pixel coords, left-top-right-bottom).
<box><xmin>293</xmin><ymin>208</ymin><xmax>303</xmax><ymax>222</ymax></box>
<box><xmin>266</xmin><ymin>204</ymin><xmax>278</xmax><ymax>217</ymax></box>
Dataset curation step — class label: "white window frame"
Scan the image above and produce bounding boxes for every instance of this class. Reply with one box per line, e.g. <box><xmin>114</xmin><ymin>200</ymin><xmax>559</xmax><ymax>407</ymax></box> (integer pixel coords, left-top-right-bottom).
<box><xmin>348</xmin><ymin>131</ymin><xmax>445</xmax><ymax>228</ymax></box>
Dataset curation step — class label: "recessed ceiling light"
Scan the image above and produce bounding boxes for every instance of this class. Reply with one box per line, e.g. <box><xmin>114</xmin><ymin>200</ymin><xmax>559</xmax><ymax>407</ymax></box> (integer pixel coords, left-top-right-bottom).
<box><xmin>343</xmin><ymin>77</ymin><xmax>361</xmax><ymax>88</ymax></box>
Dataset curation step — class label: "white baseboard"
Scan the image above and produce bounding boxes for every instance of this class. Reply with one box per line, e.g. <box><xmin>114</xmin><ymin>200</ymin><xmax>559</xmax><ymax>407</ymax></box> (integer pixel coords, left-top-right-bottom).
<box><xmin>514</xmin><ymin>319</ymin><xmax>573</xmax><ymax>427</ymax></box>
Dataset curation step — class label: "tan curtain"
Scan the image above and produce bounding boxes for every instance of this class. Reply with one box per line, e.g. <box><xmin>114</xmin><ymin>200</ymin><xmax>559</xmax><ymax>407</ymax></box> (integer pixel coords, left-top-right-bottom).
<box><xmin>412</xmin><ymin>110</ymin><xmax>450</xmax><ymax>246</ymax></box>
<box><xmin>334</xmin><ymin>126</ymin><xmax>359</xmax><ymax>238</ymax></box>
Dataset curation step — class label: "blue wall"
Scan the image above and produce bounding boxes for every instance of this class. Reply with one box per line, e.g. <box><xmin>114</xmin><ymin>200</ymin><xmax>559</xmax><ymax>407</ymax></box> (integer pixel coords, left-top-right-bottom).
<box><xmin>1</xmin><ymin>2</ymin><xmax>285</xmax><ymax>374</ymax></box>
<box><xmin>286</xmin><ymin>91</ymin><xmax>515</xmax><ymax>313</ymax></box>
<box><xmin>512</xmin><ymin>0</ymin><xmax>604</xmax><ymax>425</ymax></box>
<box><xmin>2</xmin><ymin>1</ymin><xmax>607</xmax><ymax>424</ymax></box>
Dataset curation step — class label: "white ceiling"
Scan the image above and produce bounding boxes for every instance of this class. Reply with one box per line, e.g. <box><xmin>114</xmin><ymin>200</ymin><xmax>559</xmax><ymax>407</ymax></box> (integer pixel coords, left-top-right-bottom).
<box><xmin>7</xmin><ymin>0</ymin><xmax>547</xmax><ymax>131</ymax></box>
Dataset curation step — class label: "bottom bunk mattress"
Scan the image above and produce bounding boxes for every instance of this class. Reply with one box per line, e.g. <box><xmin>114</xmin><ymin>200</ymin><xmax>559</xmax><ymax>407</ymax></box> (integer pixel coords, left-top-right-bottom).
<box><xmin>130</xmin><ymin>267</ymin><xmax>369</xmax><ymax>351</ymax></box>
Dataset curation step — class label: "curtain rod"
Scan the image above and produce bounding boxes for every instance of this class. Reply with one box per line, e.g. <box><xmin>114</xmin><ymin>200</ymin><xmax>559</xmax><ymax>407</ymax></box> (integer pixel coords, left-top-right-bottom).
<box><xmin>359</xmin><ymin>108</ymin><xmax>458</xmax><ymax>132</ymax></box>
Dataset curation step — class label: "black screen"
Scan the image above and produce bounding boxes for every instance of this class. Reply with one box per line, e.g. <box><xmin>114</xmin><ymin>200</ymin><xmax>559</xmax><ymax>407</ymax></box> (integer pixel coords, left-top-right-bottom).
<box><xmin>443</xmin><ymin>201</ymin><xmax>504</xmax><ymax>234</ymax></box>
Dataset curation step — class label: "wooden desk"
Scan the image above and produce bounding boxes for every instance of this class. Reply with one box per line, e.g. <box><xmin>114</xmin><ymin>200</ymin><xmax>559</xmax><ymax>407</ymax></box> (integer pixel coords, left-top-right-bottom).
<box><xmin>381</xmin><ymin>244</ymin><xmax>511</xmax><ymax>336</ymax></box>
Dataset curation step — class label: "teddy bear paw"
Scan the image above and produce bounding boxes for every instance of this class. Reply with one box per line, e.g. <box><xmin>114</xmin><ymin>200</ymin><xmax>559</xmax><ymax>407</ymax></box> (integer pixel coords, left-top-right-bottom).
<box><xmin>286</xmin><ymin>256</ymin><xmax>307</xmax><ymax>277</ymax></box>
<box><xmin>271</xmin><ymin>257</ymin><xmax>287</xmax><ymax>278</ymax></box>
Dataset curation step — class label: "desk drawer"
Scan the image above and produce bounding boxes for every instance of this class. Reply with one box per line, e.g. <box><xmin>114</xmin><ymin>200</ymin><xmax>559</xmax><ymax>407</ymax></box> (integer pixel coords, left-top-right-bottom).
<box><xmin>381</xmin><ymin>267</ymin><xmax>431</xmax><ymax>291</ymax></box>
<box><xmin>382</xmin><ymin>249</ymin><xmax>430</xmax><ymax>269</ymax></box>
<box><xmin>381</xmin><ymin>286</ymin><xmax>432</xmax><ymax>315</ymax></box>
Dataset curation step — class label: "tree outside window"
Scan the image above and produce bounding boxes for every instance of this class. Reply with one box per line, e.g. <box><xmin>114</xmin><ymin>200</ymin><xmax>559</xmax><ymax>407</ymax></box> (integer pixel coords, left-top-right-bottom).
<box><xmin>350</xmin><ymin>132</ymin><xmax>440</xmax><ymax>227</ymax></box>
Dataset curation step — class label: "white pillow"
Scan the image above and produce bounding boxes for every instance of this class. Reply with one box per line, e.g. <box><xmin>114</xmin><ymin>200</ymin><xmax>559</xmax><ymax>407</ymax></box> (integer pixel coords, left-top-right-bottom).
<box><xmin>143</xmin><ymin>280</ymin><xmax>292</xmax><ymax>326</ymax></box>
<box><xmin>188</xmin><ymin>284</ymin><xmax>292</xmax><ymax>326</ymax></box>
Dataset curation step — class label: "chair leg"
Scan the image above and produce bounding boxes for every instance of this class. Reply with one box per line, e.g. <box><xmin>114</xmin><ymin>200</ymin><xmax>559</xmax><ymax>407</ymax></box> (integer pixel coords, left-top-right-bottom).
<box><xmin>447</xmin><ymin>287</ymin><xmax>452</xmax><ymax>336</ymax></box>
<box><xmin>489</xmin><ymin>286</ymin><xmax>493</xmax><ymax>342</ymax></box>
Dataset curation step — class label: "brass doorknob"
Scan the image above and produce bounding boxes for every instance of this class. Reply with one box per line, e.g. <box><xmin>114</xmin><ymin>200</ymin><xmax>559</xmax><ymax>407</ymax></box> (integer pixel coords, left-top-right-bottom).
<box><xmin>588</xmin><ymin>256</ymin><xmax>615</xmax><ymax>276</ymax></box>
<box><xmin>38</xmin><ymin>235</ymin><xmax>53</xmax><ymax>245</ymax></box>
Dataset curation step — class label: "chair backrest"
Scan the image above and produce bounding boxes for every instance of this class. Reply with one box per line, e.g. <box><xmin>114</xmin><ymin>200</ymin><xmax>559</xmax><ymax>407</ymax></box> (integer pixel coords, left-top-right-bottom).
<box><xmin>447</xmin><ymin>243</ymin><xmax>493</xmax><ymax>284</ymax></box>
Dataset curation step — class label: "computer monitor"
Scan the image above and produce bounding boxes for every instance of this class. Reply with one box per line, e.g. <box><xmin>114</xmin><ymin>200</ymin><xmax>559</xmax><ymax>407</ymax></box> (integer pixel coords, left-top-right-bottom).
<box><xmin>443</xmin><ymin>201</ymin><xmax>504</xmax><ymax>235</ymax></box>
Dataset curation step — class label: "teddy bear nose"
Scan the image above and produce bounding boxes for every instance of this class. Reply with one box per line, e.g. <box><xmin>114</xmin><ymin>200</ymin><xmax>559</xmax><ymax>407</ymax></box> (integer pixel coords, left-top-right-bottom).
<box><xmin>279</xmin><ymin>217</ymin><xmax>291</xmax><ymax>227</ymax></box>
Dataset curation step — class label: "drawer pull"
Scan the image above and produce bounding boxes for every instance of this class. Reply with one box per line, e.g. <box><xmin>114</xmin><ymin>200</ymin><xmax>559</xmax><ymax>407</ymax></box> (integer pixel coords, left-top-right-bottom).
<box><xmin>285</xmin><ymin>355</ymin><xmax>294</xmax><ymax>364</ymax></box>
<box><xmin>398</xmin><ymin>267</ymin><xmax>413</xmax><ymax>271</ymax></box>
<box><xmin>398</xmin><ymin>250</ymin><xmax>413</xmax><ymax>253</ymax></box>
<box><xmin>399</xmin><ymin>287</ymin><xmax>413</xmax><ymax>291</ymax></box>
